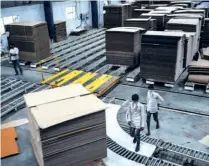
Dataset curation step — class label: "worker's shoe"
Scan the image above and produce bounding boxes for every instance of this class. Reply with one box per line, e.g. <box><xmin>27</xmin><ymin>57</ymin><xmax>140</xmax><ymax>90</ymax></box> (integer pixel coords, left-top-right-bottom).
<box><xmin>135</xmin><ymin>145</ymin><xmax>140</xmax><ymax>152</ymax></box>
<box><xmin>133</xmin><ymin>138</ymin><xmax>137</xmax><ymax>144</ymax></box>
<box><xmin>156</xmin><ymin>122</ymin><xmax>160</xmax><ymax>129</ymax></box>
<box><xmin>15</xmin><ymin>73</ymin><xmax>18</xmax><ymax>76</ymax></box>
<box><xmin>146</xmin><ymin>132</ymin><xmax>150</xmax><ymax>136</ymax></box>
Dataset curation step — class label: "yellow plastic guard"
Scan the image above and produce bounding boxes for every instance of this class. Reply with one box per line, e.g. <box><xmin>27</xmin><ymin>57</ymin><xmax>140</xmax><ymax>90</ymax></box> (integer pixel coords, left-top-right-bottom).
<box><xmin>40</xmin><ymin>69</ymin><xmax>69</xmax><ymax>85</ymax></box>
<box><xmin>50</xmin><ymin>70</ymin><xmax>83</xmax><ymax>87</ymax></box>
<box><xmin>85</xmin><ymin>74</ymin><xmax>112</xmax><ymax>92</ymax></box>
<box><xmin>70</xmin><ymin>72</ymin><xmax>97</xmax><ymax>85</ymax></box>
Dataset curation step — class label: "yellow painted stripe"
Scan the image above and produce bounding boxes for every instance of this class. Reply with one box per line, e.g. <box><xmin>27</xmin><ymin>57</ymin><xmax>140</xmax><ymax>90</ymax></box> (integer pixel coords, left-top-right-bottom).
<box><xmin>85</xmin><ymin>74</ymin><xmax>112</xmax><ymax>92</ymax></box>
<box><xmin>40</xmin><ymin>69</ymin><xmax>69</xmax><ymax>85</ymax></box>
<box><xmin>70</xmin><ymin>72</ymin><xmax>97</xmax><ymax>85</ymax></box>
<box><xmin>50</xmin><ymin>70</ymin><xmax>83</xmax><ymax>87</ymax></box>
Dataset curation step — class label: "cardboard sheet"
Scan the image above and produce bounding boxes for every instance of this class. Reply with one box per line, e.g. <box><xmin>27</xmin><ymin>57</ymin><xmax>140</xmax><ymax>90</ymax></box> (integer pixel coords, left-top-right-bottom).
<box><xmin>199</xmin><ymin>135</ymin><xmax>209</xmax><ymax>147</ymax></box>
<box><xmin>1</xmin><ymin>118</ymin><xmax>28</xmax><ymax>129</ymax></box>
<box><xmin>1</xmin><ymin>127</ymin><xmax>19</xmax><ymax>158</ymax></box>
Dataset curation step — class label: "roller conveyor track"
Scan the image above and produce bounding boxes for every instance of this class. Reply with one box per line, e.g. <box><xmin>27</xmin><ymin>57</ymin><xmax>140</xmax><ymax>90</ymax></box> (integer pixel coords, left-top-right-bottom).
<box><xmin>43</xmin><ymin>34</ymin><xmax>105</xmax><ymax>69</ymax></box>
<box><xmin>1</xmin><ymin>82</ymin><xmax>36</xmax><ymax>104</ymax></box>
<box><xmin>1</xmin><ymin>80</ymin><xmax>23</xmax><ymax>93</ymax></box>
<box><xmin>107</xmin><ymin>137</ymin><xmax>180</xmax><ymax>166</ymax></box>
<box><xmin>115</xmin><ymin>99</ymin><xmax>209</xmax><ymax>165</ymax></box>
<box><xmin>1</xmin><ymin>85</ymin><xmax>49</xmax><ymax>117</ymax></box>
<box><xmin>83</xmin><ymin>56</ymin><xmax>107</xmax><ymax>72</ymax></box>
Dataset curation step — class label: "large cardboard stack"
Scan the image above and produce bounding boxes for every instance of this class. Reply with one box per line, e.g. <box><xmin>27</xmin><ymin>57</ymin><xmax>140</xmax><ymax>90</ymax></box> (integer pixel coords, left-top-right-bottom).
<box><xmin>103</xmin><ymin>4</ymin><xmax>131</xmax><ymax>29</ymax></box>
<box><xmin>202</xmin><ymin>18</ymin><xmax>209</xmax><ymax>48</ymax></box>
<box><xmin>132</xmin><ymin>9</ymin><xmax>152</xmax><ymax>18</ymax></box>
<box><xmin>124</xmin><ymin>18</ymin><xmax>157</xmax><ymax>30</ymax></box>
<box><xmin>24</xmin><ymin>84</ymin><xmax>107</xmax><ymax>166</ymax></box>
<box><xmin>106</xmin><ymin>27</ymin><xmax>145</xmax><ymax>67</ymax></box>
<box><xmin>166</xmin><ymin>18</ymin><xmax>200</xmax><ymax>54</ymax></box>
<box><xmin>54</xmin><ymin>21</ymin><xmax>67</xmax><ymax>42</ymax></box>
<box><xmin>141</xmin><ymin>31</ymin><xmax>185</xmax><ymax>82</ymax></box>
<box><xmin>6</xmin><ymin>22</ymin><xmax>50</xmax><ymax>63</ymax></box>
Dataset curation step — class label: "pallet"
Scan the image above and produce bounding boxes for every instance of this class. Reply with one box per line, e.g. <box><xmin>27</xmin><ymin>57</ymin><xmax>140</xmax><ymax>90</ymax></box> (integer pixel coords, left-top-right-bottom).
<box><xmin>126</xmin><ymin>66</ymin><xmax>140</xmax><ymax>82</ymax></box>
<box><xmin>184</xmin><ymin>82</ymin><xmax>209</xmax><ymax>93</ymax></box>
<box><xmin>40</xmin><ymin>70</ymin><xmax>120</xmax><ymax>97</ymax></box>
<box><xmin>145</xmin><ymin>79</ymin><xmax>175</xmax><ymax>88</ymax></box>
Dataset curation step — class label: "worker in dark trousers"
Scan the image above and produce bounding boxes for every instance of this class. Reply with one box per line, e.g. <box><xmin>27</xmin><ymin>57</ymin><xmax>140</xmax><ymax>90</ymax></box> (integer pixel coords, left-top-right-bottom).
<box><xmin>126</xmin><ymin>94</ymin><xmax>145</xmax><ymax>152</ymax></box>
<box><xmin>146</xmin><ymin>85</ymin><xmax>164</xmax><ymax>136</ymax></box>
<box><xmin>9</xmin><ymin>44</ymin><xmax>23</xmax><ymax>75</ymax></box>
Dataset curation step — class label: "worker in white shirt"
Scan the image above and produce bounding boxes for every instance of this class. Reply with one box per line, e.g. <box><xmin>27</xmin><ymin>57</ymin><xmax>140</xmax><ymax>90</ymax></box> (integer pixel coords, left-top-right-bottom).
<box><xmin>126</xmin><ymin>94</ymin><xmax>145</xmax><ymax>152</ymax></box>
<box><xmin>9</xmin><ymin>44</ymin><xmax>23</xmax><ymax>75</ymax></box>
<box><xmin>146</xmin><ymin>85</ymin><xmax>164</xmax><ymax>136</ymax></box>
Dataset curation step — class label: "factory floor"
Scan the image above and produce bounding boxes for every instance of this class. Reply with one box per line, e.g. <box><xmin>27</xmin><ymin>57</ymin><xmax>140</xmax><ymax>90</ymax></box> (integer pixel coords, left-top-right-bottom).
<box><xmin>1</xmin><ymin>64</ymin><xmax>209</xmax><ymax>166</ymax></box>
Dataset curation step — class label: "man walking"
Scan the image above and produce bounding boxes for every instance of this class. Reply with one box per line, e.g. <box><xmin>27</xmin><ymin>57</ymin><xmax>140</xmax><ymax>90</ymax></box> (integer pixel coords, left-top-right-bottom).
<box><xmin>146</xmin><ymin>85</ymin><xmax>164</xmax><ymax>136</ymax></box>
<box><xmin>9</xmin><ymin>44</ymin><xmax>23</xmax><ymax>75</ymax></box>
<box><xmin>126</xmin><ymin>94</ymin><xmax>145</xmax><ymax>152</ymax></box>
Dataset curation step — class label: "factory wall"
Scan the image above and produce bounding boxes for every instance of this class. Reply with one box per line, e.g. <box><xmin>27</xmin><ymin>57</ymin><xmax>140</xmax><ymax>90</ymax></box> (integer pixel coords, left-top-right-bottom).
<box><xmin>52</xmin><ymin>1</ymin><xmax>92</xmax><ymax>35</ymax></box>
<box><xmin>1</xmin><ymin>4</ymin><xmax>45</xmax><ymax>22</ymax></box>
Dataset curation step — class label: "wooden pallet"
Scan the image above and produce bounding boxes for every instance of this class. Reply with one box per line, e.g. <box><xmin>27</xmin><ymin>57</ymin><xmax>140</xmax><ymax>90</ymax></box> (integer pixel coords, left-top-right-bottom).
<box><xmin>184</xmin><ymin>82</ymin><xmax>209</xmax><ymax>93</ymax></box>
<box><xmin>145</xmin><ymin>79</ymin><xmax>175</xmax><ymax>88</ymax></box>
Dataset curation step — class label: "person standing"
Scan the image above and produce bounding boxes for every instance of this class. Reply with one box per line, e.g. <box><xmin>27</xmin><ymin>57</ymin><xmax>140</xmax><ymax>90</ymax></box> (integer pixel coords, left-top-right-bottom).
<box><xmin>146</xmin><ymin>85</ymin><xmax>164</xmax><ymax>136</ymax></box>
<box><xmin>126</xmin><ymin>94</ymin><xmax>145</xmax><ymax>152</ymax></box>
<box><xmin>9</xmin><ymin>44</ymin><xmax>23</xmax><ymax>75</ymax></box>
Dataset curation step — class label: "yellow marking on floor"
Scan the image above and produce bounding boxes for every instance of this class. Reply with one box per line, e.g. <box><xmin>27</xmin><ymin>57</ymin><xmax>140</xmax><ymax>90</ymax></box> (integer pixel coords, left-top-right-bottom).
<box><xmin>40</xmin><ymin>69</ymin><xmax>69</xmax><ymax>85</ymax></box>
<box><xmin>50</xmin><ymin>70</ymin><xmax>83</xmax><ymax>87</ymax></box>
<box><xmin>70</xmin><ymin>72</ymin><xmax>97</xmax><ymax>85</ymax></box>
<box><xmin>85</xmin><ymin>74</ymin><xmax>112</xmax><ymax>92</ymax></box>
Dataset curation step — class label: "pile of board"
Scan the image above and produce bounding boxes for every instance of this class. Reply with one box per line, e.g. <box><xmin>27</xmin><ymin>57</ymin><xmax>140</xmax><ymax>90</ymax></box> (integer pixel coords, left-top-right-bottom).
<box><xmin>124</xmin><ymin>18</ymin><xmax>157</xmax><ymax>30</ymax></box>
<box><xmin>6</xmin><ymin>22</ymin><xmax>50</xmax><ymax>63</ymax></box>
<box><xmin>166</xmin><ymin>18</ymin><xmax>201</xmax><ymax>54</ymax></box>
<box><xmin>202</xmin><ymin>18</ymin><xmax>209</xmax><ymax>48</ymax></box>
<box><xmin>140</xmin><ymin>31</ymin><xmax>185</xmax><ymax>83</ymax></box>
<box><xmin>132</xmin><ymin>9</ymin><xmax>152</xmax><ymax>17</ymax></box>
<box><xmin>54</xmin><ymin>21</ymin><xmax>67</xmax><ymax>42</ymax></box>
<box><xmin>24</xmin><ymin>84</ymin><xmax>107</xmax><ymax>166</ymax></box>
<box><xmin>106</xmin><ymin>27</ymin><xmax>145</xmax><ymax>67</ymax></box>
<box><xmin>103</xmin><ymin>4</ymin><xmax>131</xmax><ymax>28</ymax></box>
<box><xmin>188</xmin><ymin>59</ymin><xmax>209</xmax><ymax>84</ymax></box>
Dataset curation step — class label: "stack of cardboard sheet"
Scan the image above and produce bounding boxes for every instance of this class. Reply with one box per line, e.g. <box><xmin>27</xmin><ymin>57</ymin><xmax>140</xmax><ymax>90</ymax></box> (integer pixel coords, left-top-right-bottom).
<box><xmin>202</xmin><ymin>18</ymin><xmax>209</xmax><ymax>48</ymax></box>
<box><xmin>140</xmin><ymin>13</ymin><xmax>166</xmax><ymax>30</ymax></box>
<box><xmin>188</xmin><ymin>59</ymin><xmax>209</xmax><ymax>84</ymax></box>
<box><xmin>131</xmin><ymin>0</ymin><xmax>142</xmax><ymax>10</ymax></box>
<box><xmin>174</xmin><ymin>9</ymin><xmax>206</xmax><ymax>17</ymax></box>
<box><xmin>24</xmin><ymin>84</ymin><xmax>107</xmax><ymax>166</ymax></box>
<box><xmin>169</xmin><ymin>1</ymin><xmax>192</xmax><ymax>8</ymax></box>
<box><xmin>106</xmin><ymin>27</ymin><xmax>145</xmax><ymax>67</ymax></box>
<box><xmin>54</xmin><ymin>21</ymin><xmax>67</xmax><ymax>42</ymax></box>
<box><xmin>165</xmin><ymin>30</ymin><xmax>195</xmax><ymax>67</ymax></box>
<box><xmin>141</xmin><ymin>31</ymin><xmax>185</xmax><ymax>83</ymax></box>
<box><xmin>166</xmin><ymin>18</ymin><xmax>200</xmax><ymax>54</ymax></box>
<box><xmin>6</xmin><ymin>22</ymin><xmax>50</xmax><ymax>63</ymax></box>
<box><xmin>124</xmin><ymin>18</ymin><xmax>157</xmax><ymax>30</ymax></box>
<box><xmin>132</xmin><ymin>9</ymin><xmax>152</xmax><ymax>17</ymax></box>
<box><xmin>103</xmin><ymin>4</ymin><xmax>131</xmax><ymax>28</ymax></box>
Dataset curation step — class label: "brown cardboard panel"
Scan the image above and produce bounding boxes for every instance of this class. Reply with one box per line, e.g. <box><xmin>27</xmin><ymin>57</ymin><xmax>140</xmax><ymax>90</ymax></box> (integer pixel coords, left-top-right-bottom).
<box><xmin>1</xmin><ymin>127</ymin><xmax>19</xmax><ymax>158</ymax></box>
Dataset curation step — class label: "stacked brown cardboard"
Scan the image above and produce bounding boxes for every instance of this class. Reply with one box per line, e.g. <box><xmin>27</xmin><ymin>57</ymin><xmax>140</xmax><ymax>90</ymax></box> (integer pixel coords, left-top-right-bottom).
<box><xmin>24</xmin><ymin>84</ymin><xmax>107</xmax><ymax>166</ymax></box>
<box><xmin>124</xmin><ymin>18</ymin><xmax>157</xmax><ymax>30</ymax></box>
<box><xmin>202</xmin><ymin>18</ymin><xmax>209</xmax><ymax>48</ymax></box>
<box><xmin>103</xmin><ymin>4</ymin><xmax>131</xmax><ymax>28</ymax></box>
<box><xmin>106</xmin><ymin>27</ymin><xmax>146</xmax><ymax>67</ymax></box>
<box><xmin>188</xmin><ymin>59</ymin><xmax>209</xmax><ymax>84</ymax></box>
<box><xmin>54</xmin><ymin>21</ymin><xmax>67</xmax><ymax>42</ymax></box>
<box><xmin>6</xmin><ymin>22</ymin><xmax>50</xmax><ymax>63</ymax></box>
<box><xmin>141</xmin><ymin>31</ymin><xmax>185</xmax><ymax>82</ymax></box>
<box><xmin>166</xmin><ymin>18</ymin><xmax>200</xmax><ymax>55</ymax></box>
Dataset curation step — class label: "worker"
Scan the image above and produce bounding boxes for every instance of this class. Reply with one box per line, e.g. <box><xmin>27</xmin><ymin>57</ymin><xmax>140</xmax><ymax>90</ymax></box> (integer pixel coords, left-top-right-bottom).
<box><xmin>9</xmin><ymin>44</ymin><xmax>23</xmax><ymax>75</ymax></box>
<box><xmin>146</xmin><ymin>85</ymin><xmax>164</xmax><ymax>136</ymax></box>
<box><xmin>126</xmin><ymin>94</ymin><xmax>145</xmax><ymax>152</ymax></box>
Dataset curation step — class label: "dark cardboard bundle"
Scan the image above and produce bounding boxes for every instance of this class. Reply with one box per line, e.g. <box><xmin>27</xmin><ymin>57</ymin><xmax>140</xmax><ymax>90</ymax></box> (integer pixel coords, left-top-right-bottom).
<box><xmin>166</xmin><ymin>18</ymin><xmax>200</xmax><ymax>54</ymax></box>
<box><xmin>131</xmin><ymin>0</ymin><xmax>142</xmax><ymax>10</ymax></box>
<box><xmin>24</xmin><ymin>84</ymin><xmax>107</xmax><ymax>166</ymax></box>
<box><xmin>124</xmin><ymin>18</ymin><xmax>157</xmax><ymax>30</ymax></box>
<box><xmin>169</xmin><ymin>1</ymin><xmax>192</xmax><ymax>8</ymax></box>
<box><xmin>106</xmin><ymin>27</ymin><xmax>145</xmax><ymax>67</ymax></box>
<box><xmin>54</xmin><ymin>21</ymin><xmax>67</xmax><ymax>42</ymax></box>
<box><xmin>140</xmin><ymin>13</ymin><xmax>166</xmax><ymax>30</ymax></box>
<box><xmin>188</xmin><ymin>59</ymin><xmax>209</xmax><ymax>84</ymax></box>
<box><xmin>202</xmin><ymin>18</ymin><xmax>209</xmax><ymax>48</ymax></box>
<box><xmin>103</xmin><ymin>4</ymin><xmax>131</xmax><ymax>28</ymax></box>
<box><xmin>132</xmin><ymin>9</ymin><xmax>153</xmax><ymax>18</ymax></box>
<box><xmin>140</xmin><ymin>31</ymin><xmax>185</xmax><ymax>82</ymax></box>
<box><xmin>6</xmin><ymin>22</ymin><xmax>50</xmax><ymax>63</ymax></box>
<box><xmin>174</xmin><ymin>9</ymin><xmax>206</xmax><ymax>17</ymax></box>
